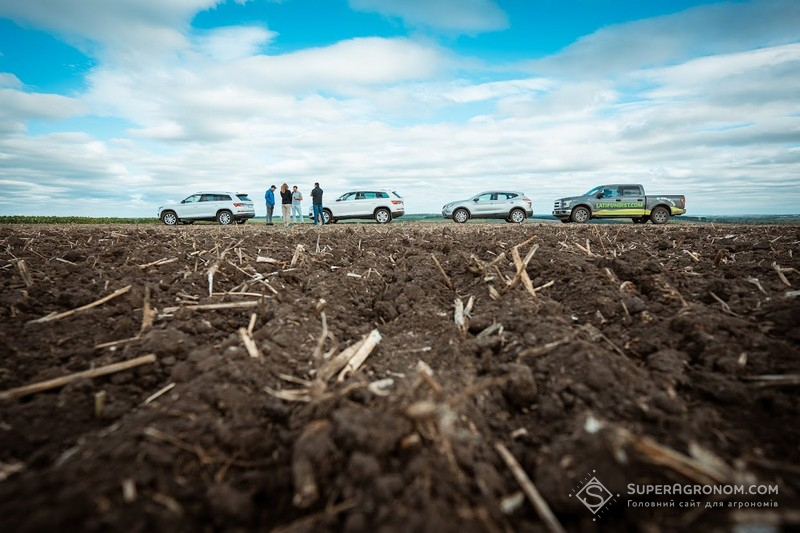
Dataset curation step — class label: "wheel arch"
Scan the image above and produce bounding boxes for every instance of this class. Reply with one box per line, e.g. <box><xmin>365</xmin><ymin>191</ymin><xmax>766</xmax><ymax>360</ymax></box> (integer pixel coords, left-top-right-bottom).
<box><xmin>650</xmin><ymin>203</ymin><xmax>674</xmax><ymax>215</ymax></box>
<box><xmin>571</xmin><ymin>203</ymin><xmax>592</xmax><ymax>215</ymax></box>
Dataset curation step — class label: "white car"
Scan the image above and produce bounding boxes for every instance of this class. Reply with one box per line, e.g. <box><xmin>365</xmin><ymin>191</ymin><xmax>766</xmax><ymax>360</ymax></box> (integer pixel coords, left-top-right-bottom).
<box><xmin>310</xmin><ymin>189</ymin><xmax>405</xmax><ymax>224</ymax></box>
<box><xmin>157</xmin><ymin>191</ymin><xmax>255</xmax><ymax>225</ymax></box>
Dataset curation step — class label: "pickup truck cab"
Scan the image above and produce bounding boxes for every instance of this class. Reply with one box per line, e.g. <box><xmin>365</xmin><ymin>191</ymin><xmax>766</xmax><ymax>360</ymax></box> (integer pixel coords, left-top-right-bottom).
<box><xmin>552</xmin><ymin>184</ymin><xmax>686</xmax><ymax>224</ymax></box>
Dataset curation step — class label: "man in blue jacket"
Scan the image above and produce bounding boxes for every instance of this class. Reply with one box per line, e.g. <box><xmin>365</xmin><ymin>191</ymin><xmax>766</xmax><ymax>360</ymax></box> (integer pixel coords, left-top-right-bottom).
<box><xmin>264</xmin><ymin>185</ymin><xmax>276</xmax><ymax>225</ymax></box>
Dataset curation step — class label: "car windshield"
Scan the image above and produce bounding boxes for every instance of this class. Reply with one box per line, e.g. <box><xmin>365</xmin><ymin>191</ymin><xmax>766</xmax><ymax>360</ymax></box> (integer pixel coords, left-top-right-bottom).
<box><xmin>585</xmin><ymin>186</ymin><xmax>605</xmax><ymax>196</ymax></box>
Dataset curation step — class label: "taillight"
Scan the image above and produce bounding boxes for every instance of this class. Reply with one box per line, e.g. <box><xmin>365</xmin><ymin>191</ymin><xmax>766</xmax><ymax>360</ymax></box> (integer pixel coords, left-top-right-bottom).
<box><xmin>680</xmin><ymin>198</ymin><xmax>685</xmax><ymax>207</ymax></box>
<box><xmin>524</xmin><ymin>199</ymin><xmax>532</xmax><ymax>205</ymax></box>
<box><xmin>391</xmin><ymin>200</ymin><xmax>403</xmax><ymax>205</ymax></box>
<box><xmin>233</xmin><ymin>202</ymin><xmax>244</xmax><ymax>207</ymax></box>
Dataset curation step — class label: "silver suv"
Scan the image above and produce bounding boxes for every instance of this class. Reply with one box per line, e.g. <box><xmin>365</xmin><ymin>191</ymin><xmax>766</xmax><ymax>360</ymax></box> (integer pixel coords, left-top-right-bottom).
<box><xmin>158</xmin><ymin>191</ymin><xmax>255</xmax><ymax>225</ymax></box>
<box><xmin>442</xmin><ymin>191</ymin><xmax>532</xmax><ymax>223</ymax></box>
<box><xmin>311</xmin><ymin>189</ymin><xmax>405</xmax><ymax>224</ymax></box>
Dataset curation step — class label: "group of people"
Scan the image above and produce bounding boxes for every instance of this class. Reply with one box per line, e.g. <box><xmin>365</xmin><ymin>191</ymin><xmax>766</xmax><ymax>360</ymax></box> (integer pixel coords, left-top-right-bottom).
<box><xmin>264</xmin><ymin>182</ymin><xmax>324</xmax><ymax>226</ymax></box>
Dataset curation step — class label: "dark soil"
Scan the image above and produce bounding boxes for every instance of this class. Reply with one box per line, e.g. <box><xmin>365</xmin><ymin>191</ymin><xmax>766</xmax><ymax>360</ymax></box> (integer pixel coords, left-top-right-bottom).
<box><xmin>0</xmin><ymin>222</ymin><xmax>798</xmax><ymax>532</ymax></box>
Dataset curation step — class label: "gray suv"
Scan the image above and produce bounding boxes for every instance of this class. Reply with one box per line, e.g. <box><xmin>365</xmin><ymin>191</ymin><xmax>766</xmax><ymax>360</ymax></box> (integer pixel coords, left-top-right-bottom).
<box><xmin>442</xmin><ymin>191</ymin><xmax>533</xmax><ymax>223</ymax></box>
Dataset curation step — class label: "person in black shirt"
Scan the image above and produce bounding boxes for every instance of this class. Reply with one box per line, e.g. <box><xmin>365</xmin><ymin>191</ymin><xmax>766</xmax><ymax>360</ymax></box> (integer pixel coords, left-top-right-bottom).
<box><xmin>279</xmin><ymin>183</ymin><xmax>292</xmax><ymax>227</ymax></box>
<box><xmin>310</xmin><ymin>182</ymin><xmax>324</xmax><ymax>225</ymax></box>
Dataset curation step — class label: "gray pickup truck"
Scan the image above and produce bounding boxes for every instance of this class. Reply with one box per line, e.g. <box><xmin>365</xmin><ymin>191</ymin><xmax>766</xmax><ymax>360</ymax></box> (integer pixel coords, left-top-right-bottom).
<box><xmin>552</xmin><ymin>184</ymin><xmax>686</xmax><ymax>224</ymax></box>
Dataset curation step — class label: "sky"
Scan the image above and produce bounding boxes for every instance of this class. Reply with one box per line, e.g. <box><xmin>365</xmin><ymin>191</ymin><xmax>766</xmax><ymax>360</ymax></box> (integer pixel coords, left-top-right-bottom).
<box><xmin>0</xmin><ymin>0</ymin><xmax>798</xmax><ymax>218</ymax></box>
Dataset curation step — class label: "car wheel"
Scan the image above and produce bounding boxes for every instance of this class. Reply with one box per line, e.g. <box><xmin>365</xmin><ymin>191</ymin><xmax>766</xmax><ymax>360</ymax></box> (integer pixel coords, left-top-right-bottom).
<box><xmin>322</xmin><ymin>209</ymin><xmax>332</xmax><ymax>224</ymax></box>
<box><xmin>570</xmin><ymin>206</ymin><xmax>590</xmax><ymax>223</ymax></box>
<box><xmin>161</xmin><ymin>211</ymin><xmax>178</xmax><ymax>226</ymax></box>
<box><xmin>650</xmin><ymin>206</ymin><xmax>670</xmax><ymax>225</ymax></box>
<box><xmin>452</xmin><ymin>208</ymin><xmax>469</xmax><ymax>223</ymax></box>
<box><xmin>509</xmin><ymin>208</ymin><xmax>526</xmax><ymax>224</ymax></box>
<box><xmin>374</xmin><ymin>208</ymin><xmax>391</xmax><ymax>224</ymax></box>
<box><xmin>217</xmin><ymin>210</ymin><xmax>234</xmax><ymax>225</ymax></box>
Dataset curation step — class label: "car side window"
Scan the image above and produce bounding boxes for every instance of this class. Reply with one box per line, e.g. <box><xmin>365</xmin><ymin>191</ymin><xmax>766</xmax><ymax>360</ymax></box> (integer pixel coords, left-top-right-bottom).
<box><xmin>341</xmin><ymin>193</ymin><xmax>356</xmax><ymax>201</ymax></box>
<box><xmin>621</xmin><ymin>187</ymin><xmax>639</xmax><ymax>197</ymax></box>
<box><xmin>378</xmin><ymin>192</ymin><xmax>389</xmax><ymax>198</ymax></box>
<box><xmin>362</xmin><ymin>192</ymin><xmax>377</xmax><ymax>199</ymax></box>
<box><xmin>475</xmin><ymin>193</ymin><xmax>493</xmax><ymax>202</ymax></box>
<box><xmin>183</xmin><ymin>195</ymin><xmax>201</xmax><ymax>203</ymax></box>
<box><xmin>601</xmin><ymin>188</ymin><xmax>619</xmax><ymax>199</ymax></box>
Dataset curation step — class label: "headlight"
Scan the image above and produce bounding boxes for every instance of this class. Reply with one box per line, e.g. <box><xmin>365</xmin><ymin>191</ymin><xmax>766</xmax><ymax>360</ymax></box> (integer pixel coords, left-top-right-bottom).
<box><xmin>562</xmin><ymin>200</ymin><xmax>570</xmax><ymax>208</ymax></box>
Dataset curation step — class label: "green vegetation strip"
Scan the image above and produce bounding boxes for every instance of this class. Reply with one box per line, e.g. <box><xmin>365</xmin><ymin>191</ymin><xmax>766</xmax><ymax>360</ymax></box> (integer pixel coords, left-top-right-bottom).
<box><xmin>0</xmin><ymin>216</ymin><xmax>160</xmax><ymax>224</ymax></box>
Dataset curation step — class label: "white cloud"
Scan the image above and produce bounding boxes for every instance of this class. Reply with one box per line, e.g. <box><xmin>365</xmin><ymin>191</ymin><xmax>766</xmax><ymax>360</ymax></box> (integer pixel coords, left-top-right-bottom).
<box><xmin>348</xmin><ymin>0</ymin><xmax>508</xmax><ymax>33</ymax></box>
<box><xmin>528</xmin><ymin>0</ymin><xmax>800</xmax><ymax>78</ymax></box>
<box><xmin>194</xmin><ymin>25</ymin><xmax>277</xmax><ymax>62</ymax></box>
<box><xmin>0</xmin><ymin>0</ymin><xmax>222</xmax><ymax>63</ymax></box>
<box><xmin>0</xmin><ymin>88</ymin><xmax>85</xmax><ymax>135</ymax></box>
<box><xmin>0</xmin><ymin>0</ymin><xmax>798</xmax><ymax>217</ymax></box>
<box><xmin>0</xmin><ymin>73</ymin><xmax>22</xmax><ymax>88</ymax></box>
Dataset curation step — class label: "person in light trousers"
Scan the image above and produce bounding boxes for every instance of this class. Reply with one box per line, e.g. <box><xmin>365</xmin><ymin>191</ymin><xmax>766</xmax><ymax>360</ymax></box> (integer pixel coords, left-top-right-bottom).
<box><xmin>291</xmin><ymin>185</ymin><xmax>303</xmax><ymax>223</ymax></box>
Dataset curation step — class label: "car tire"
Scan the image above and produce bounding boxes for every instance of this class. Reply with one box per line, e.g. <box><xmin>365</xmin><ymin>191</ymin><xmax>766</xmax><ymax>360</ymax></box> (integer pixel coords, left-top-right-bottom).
<box><xmin>509</xmin><ymin>208</ymin><xmax>526</xmax><ymax>224</ymax></box>
<box><xmin>322</xmin><ymin>209</ymin><xmax>332</xmax><ymax>224</ymax></box>
<box><xmin>452</xmin><ymin>208</ymin><xmax>469</xmax><ymax>223</ymax></box>
<box><xmin>650</xmin><ymin>206</ymin><xmax>670</xmax><ymax>225</ymax></box>
<box><xmin>217</xmin><ymin>210</ymin><xmax>234</xmax><ymax>225</ymax></box>
<box><xmin>161</xmin><ymin>211</ymin><xmax>178</xmax><ymax>226</ymax></box>
<box><xmin>374</xmin><ymin>208</ymin><xmax>391</xmax><ymax>224</ymax></box>
<box><xmin>570</xmin><ymin>206</ymin><xmax>590</xmax><ymax>223</ymax></box>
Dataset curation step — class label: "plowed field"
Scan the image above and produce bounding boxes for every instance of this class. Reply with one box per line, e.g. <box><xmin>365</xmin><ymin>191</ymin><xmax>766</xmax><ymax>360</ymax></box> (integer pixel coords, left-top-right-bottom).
<box><xmin>1</xmin><ymin>222</ymin><xmax>798</xmax><ymax>532</ymax></box>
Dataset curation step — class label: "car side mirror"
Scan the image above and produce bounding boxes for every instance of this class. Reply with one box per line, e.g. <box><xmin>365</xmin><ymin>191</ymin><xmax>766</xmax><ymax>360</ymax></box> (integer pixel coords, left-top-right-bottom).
<box><xmin>473</xmin><ymin>198</ymin><xmax>479</xmax><ymax>202</ymax></box>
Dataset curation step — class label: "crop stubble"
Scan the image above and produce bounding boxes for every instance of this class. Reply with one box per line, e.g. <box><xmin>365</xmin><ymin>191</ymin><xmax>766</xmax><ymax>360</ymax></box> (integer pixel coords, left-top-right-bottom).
<box><xmin>0</xmin><ymin>222</ymin><xmax>798</xmax><ymax>531</ymax></box>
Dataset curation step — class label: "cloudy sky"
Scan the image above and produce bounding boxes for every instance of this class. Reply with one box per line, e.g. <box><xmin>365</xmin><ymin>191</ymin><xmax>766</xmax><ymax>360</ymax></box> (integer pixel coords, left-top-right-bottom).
<box><xmin>0</xmin><ymin>0</ymin><xmax>798</xmax><ymax>217</ymax></box>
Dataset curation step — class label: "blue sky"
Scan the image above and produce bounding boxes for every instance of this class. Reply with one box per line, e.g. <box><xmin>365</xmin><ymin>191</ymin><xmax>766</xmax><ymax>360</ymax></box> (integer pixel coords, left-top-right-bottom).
<box><xmin>0</xmin><ymin>0</ymin><xmax>798</xmax><ymax>217</ymax></box>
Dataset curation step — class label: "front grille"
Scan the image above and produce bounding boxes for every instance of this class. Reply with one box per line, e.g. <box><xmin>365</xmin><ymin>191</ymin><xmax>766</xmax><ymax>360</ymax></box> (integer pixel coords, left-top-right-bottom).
<box><xmin>553</xmin><ymin>200</ymin><xmax>562</xmax><ymax>209</ymax></box>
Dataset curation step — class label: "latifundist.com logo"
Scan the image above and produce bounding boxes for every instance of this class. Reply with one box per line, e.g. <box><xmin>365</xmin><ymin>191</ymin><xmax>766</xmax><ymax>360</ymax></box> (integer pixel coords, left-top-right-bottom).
<box><xmin>570</xmin><ymin>471</ymin><xmax>619</xmax><ymax>520</ymax></box>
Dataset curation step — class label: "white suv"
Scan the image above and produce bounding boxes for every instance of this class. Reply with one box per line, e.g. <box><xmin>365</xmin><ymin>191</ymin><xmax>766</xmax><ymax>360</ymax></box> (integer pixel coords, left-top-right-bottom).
<box><xmin>158</xmin><ymin>191</ymin><xmax>255</xmax><ymax>225</ymax></box>
<box><xmin>311</xmin><ymin>189</ymin><xmax>404</xmax><ymax>224</ymax></box>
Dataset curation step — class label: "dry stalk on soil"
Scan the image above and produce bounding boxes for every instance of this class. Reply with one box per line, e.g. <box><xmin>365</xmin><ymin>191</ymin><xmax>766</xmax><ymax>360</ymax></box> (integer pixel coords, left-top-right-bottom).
<box><xmin>16</xmin><ymin>259</ymin><xmax>33</xmax><ymax>287</ymax></box>
<box><xmin>0</xmin><ymin>354</ymin><xmax>157</xmax><ymax>401</ymax></box>
<box><xmin>431</xmin><ymin>253</ymin><xmax>453</xmax><ymax>290</ymax></box>
<box><xmin>495</xmin><ymin>442</ymin><xmax>566</xmax><ymax>533</ymax></box>
<box><xmin>28</xmin><ymin>284</ymin><xmax>132</xmax><ymax>324</ymax></box>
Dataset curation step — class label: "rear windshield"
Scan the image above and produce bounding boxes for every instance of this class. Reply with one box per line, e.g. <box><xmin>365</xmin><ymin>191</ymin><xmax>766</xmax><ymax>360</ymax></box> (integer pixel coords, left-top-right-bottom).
<box><xmin>392</xmin><ymin>191</ymin><xmax>402</xmax><ymax>198</ymax></box>
<box><xmin>236</xmin><ymin>194</ymin><xmax>251</xmax><ymax>201</ymax></box>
